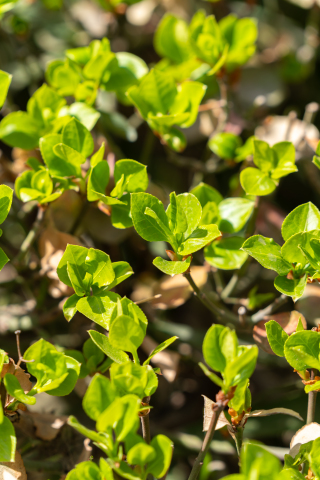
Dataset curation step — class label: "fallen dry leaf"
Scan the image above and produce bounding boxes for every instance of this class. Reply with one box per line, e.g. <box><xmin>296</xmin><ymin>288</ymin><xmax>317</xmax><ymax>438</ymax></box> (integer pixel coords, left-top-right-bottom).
<box><xmin>39</xmin><ymin>226</ymin><xmax>83</xmax><ymax>298</ymax></box>
<box><xmin>0</xmin><ymin>451</ymin><xmax>27</xmax><ymax>480</ymax></box>
<box><xmin>289</xmin><ymin>422</ymin><xmax>320</xmax><ymax>457</ymax></box>
<box><xmin>296</xmin><ymin>284</ymin><xmax>320</xmax><ymax>327</ymax></box>
<box><xmin>132</xmin><ymin>266</ymin><xmax>208</xmax><ymax>310</ymax></box>
<box><xmin>1</xmin><ymin>359</ymin><xmax>32</xmax><ymax>408</ymax></box>
<box><xmin>142</xmin><ymin>336</ymin><xmax>180</xmax><ymax>382</ymax></box>
<box><xmin>253</xmin><ymin>311</ymin><xmax>306</xmax><ymax>354</ymax></box>
<box><xmin>25</xmin><ymin>412</ymin><xmax>68</xmax><ymax>441</ymax></box>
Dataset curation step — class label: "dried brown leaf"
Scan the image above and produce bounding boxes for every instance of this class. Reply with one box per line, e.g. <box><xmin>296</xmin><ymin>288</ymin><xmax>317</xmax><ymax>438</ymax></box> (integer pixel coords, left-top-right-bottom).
<box><xmin>202</xmin><ymin>395</ymin><xmax>230</xmax><ymax>432</ymax></box>
<box><xmin>0</xmin><ymin>451</ymin><xmax>27</xmax><ymax>480</ymax></box>
<box><xmin>245</xmin><ymin>408</ymin><xmax>303</xmax><ymax>422</ymax></box>
<box><xmin>28</xmin><ymin>412</ymin><xmax>68</xmax><ymax>441</ymax></box>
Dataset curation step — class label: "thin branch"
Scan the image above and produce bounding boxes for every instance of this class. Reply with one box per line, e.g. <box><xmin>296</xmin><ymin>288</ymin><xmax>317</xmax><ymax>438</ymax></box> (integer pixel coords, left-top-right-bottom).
<box><xmin>307</xmin><ymin>369</ymin><xmax>318</xmax><ymax>424</ymax></box>
<box><xmin>140</xmin><ymin>396</ymin><xmax>151</xmax><ymax>444</ymax></box>
<box><xmin>183</xmin><ymin>272</ymin><xmax>242</xmax><ymax>326</ymax></box>
<box><xmin>187</xmin><ymin>403</ymin><xmax>224</xmax><ymax>480</ymax></box>
<box><xmin>15</xmin><ymin>206</ymin><xmax>45</xmax><ymax>267</ymax></box>
<box><xmin>251</xmin><ymin>294</ymin><xmax>288</xmax><ymax>323</ymax></box>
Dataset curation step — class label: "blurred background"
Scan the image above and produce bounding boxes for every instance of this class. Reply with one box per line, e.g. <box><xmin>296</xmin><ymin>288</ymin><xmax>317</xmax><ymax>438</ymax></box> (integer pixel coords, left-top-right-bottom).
<box><xmin>1</xmin><ymin>0</ymin><xmax>320</xmax><ymax>478</ymax></box>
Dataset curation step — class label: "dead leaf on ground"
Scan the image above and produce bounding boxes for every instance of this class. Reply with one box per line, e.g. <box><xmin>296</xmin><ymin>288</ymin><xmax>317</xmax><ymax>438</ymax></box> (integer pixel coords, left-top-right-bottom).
<box><xmin>142</xmin><ymin>336</ymin><xmax>180</xmax><ymax>382</ymax></box>
<box><xmin>39</xmin><ymin>226</ymin><xmax>83</xmax><ymax>298</ymax></box>
<box><xmin>132</xmin><ymin>266</ymin><xmax>208</xmax><ymax>310</ymax></box>
<box><xmin>289</xmin><ymin>422</ymin><xmax>320</xmax><ymax>457</ymax></box>
<box><xmin>24</xmin><ymin>412</ymin><xmax>68</xmax><ymax>441</ymax></box>
<box><xmin>0</xmin><ymin>451</ymin><xmax>27</xmax><ymax>480</ymax></box>
<box><xmin>1</xmin><ymin>359</ymin><xmax>32</xmax><ymax>408</ymax></box>
<box><xmin>253</xmin><ymin>311</ymin><xmax>306</xmax><ymax>354</ymax></box>
<box><xmin>296</xmin><ymin>284</ymin><xmax>320</xmax><ymax>327</ymax></box>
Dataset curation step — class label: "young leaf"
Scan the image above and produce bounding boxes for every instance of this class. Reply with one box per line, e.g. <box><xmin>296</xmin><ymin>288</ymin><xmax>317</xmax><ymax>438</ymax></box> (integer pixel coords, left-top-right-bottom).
<box><xmin>265</xmin><ymin>320</ymin><xmax>289</xmax><ymax>357</ymax></box>
<box><xmin>85</xmin><ymin>249</ymin><xmax>115</xmax><ymax>291</ymax></box>
<box><xmin>0</xmin><ymin>416</ymin><xmax>16</xmax><ymax>462</ymax></box>
<box><xmin>65</xmin><ymin>461</ymin><xmax>102</xmax><ymax>480</ymax></box>
<box><xmin>87</xmin><ymin>161</ymin><xmax>110</xmax><ymax>202</ymax></box>
<box><xmin>131</xmin><ymin>193</ymin><xmax>170</xmax><ymax>242</ymax></box>
<box><xmin>178</xmin><ymin>224</ymin><xmax>221</xmax><ymax>256</ymax></box>
<box><xmin>77</xmin><ymin>292</ymin><xmax>120</xmax><ymax>329</ymax></box>
<box><xmin>281</xmin><ymin>202</ymin><xmax>320</xmax><ymax>241</ymax></box>
<box><xmin>242</xmin><ymin>235</ymin><xmax>291</xmax><ymax>275</ymax></box>
<box><xmin>4</xmin><ymin>373</ymin><xmax>36</xmax><ymax>405</ymax></box>
<box><xmin>146</xmin><ymin>435</ymin><xmax>173</xmax><ymax>478</ymax></box>
<box><xmin>0</xmin><ymin>112</ymin><xmax>40</xmax><ymax>150</ymax></box>
<box><xmin>218</xmin><ymin>198</ymin><xmax>255</xmax><ymax>233</ymax></box>
<box><xmin>0</xmin><ymin>70</ymin><xmax>12</xmax><ymax>109</ymax></box>
<box><xmin>88</xmin><ymin>330</ymin><xmax>130</xmax><ymax>364</ymax></box>
<box><xmin>63</xmin><ymin>293</ymin><xmax>81</xmax><ymax>322</ymax></box>
<box><xmin>110</xmin><ymin>361</ymin><xmax>148</xmax><ymax>396</ymax></box>
<box><xmin>204</xmin><ymin>237</ymin><xmax>248</xmax><ymax>270</ymax></box>
<box><xmin>47</xmin><ymin>355</ymin><xmax>81</xmax><ymax>396</ymax></box>
<box><xmin>83</xmin><ymin>374</ymin><xmax>117</xmax><ymax>421</ymax></box>
<box><xmin>199</xmin><ymin>362</ymin><xmax>223</xmax><ymax>387</ymax></box>
<box><xmin>240</xmin><ymin>167</ymin><xmax>276</xmax><ymax>196</ymax></box>
<box><xmin>127</xmin><ymin>442</ymin><xmax>156</xmax><ymax>467</ymax></box>
<box><xmin>114</xmin><ymin>159</ymin><xmax>148</xmax><ymax>193</ymax></box>
<box><xmin>284</xmin><ymin>330</ymin><xmax>320</xmax><ymax>371</ymax></box>
<box><xmin>224</xmin><ymin>345</ymin><xmax>258</xmax><ymax>387</ymax></box>
<box><xmin>109</xmin><ymin>314</ymin><xmax>145</xmax><ymax>354</ymax></box>
<box><xmin>0</xmin><ymin>185</ymin><xmax>13</xmax><ymax>225</ymax></box>
<box><xmin>202</xmin><ymin>325</ymin><xmax>228</xmax><ymax>373</ymax></box>
<box><xmin>208</xmin><ymin>132</ymin><xmax>242</xmax><ymax>159</ymax></box>
<box><xmin>143</xmin><ymin>336</ymin><xmax>178</xmax><ymax>365</ymax></box>
<box><xmin>274</xmin><ymin>274</ymin><xmax>307</xmax><ymax>302</ymax></box>
<box><xmin>62</xmin><ymin>118</ymin><xmax>94</xmax><ymax>158</ymax></box>
<box><xmin>153</xmin><ymin>256</ymin><xmax>191</xmax><ymax>275</ymax></box>
<box><xmin>154</xmin><ymin>14</ymin><xmax>191</xmax><ymax>64</ymax></box>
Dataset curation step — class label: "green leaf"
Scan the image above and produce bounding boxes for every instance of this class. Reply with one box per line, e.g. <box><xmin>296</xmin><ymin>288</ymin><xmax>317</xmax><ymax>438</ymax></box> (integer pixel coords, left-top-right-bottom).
<box><xmin>127</xmin><ymin>69</ymin><xmax>177</xmax><ymax>118</ymax></box>
<box><xmin>191</xmin><ymin>182</ymin><xmax>223</xmax><ymax>207</ymax></box>
<box><xmin>87</xmin><ymin>161</ymin><xmax>110</xmax><ymax>202</ymax></box>
<box><xmin>113</xmin><ymin>159</ymin><xmax>148</xmax><ymax>195</ymax></box>
<box><xmin>107</xmin><ymin>261</ymin><xmax>134</xmax><ymax>290</ymax></box>
<box><xmin>281</xmin><ymin>202</ymin><xmax>320</xmax><ymax>241</ymax></box>
<box><xmin>153</xmin><ymin>256</ymin><xmax>191</xmax><ymax>275</ymax></box>
<box><xmin>63</xmin><ymin>293</ymin><xmax>81</xmax><ymax>322</ymax></box>
<box><xmin>224</xmin><ymin>345</ymin><xmax>258</xmax><ymax>387</ymax></box>
<box><xmin>240</xmin><ymin>167</ymin><xmax>276</xmax><ymax>196</ymax></box>
<box><xmin>168</xmin><ymin>81</ymin><xmax>206</xmax><ymax>128</ymax></box>
<box><xmin>146</xmin><ymin>435</ymin><xmax>173</xmax><ymax>478</ymax></box>
<box><xmin>178</xmin><ymin>224</ymin><xmax>221</xmax><ymax>255</ymax></box>
<box><xmin>53</xmin><ymin>143</ymin><xmax>86</xmax><ymax>177</ymax></box>
<box><xmin>305</xmin><ymin>380</ymin><xmax>320</xmax><ymax>393</ymax></box>
<box><xmin>83</xmin><ymin>374</ymin><xmax>117</xmax><ymax>421</ymax></box>
<box><xmin>110</xmin><ymin>361</ymin><xmax>148</xmax><ymax>396</ymax></box>
<box><xmin>274</xmin><ymin>274</ymin><xmax>307</xmax><ymax>302</ymax></box>
<box><xmin>154</xmin><ymin>14</ymin><xmax>191</xmax><ymax>64</ymax></box>
<box><xmin>0</xmin><ymin>112</ymin><xmax>40</xmax><ymax>150</ymax></box>
<box><xmin>265</xmin><ymin>320</ymin><xmax>289</xmax><ymax>357</ymax></box>
<box><xmin>168</xmin><ymin>192</ymin><xmax>202</xmax><ymax>239</ymax></box>
<box><xmin>0</xmin><ymin>416</ymin><xmax>16</xmax><ymax>462</ymax></box>
<box><xmin>0</xmin><ymin>248</ymin><xmax>9</xmax><ymax>271</ymax></box>
<box><xmin>4</xmin><ymin>373</ymin><xmax>36</xmax><ymax>405</ymax></box>
<box><xmin>103</xmin><ymin>52</ymin><xmax>148</xmax><ymax>96</ymax></box>
<box><xmin>66</xmin><ymin>461</ymin><xmax>102</xmax><ymax>480</ymax></box>
<box><xmin>131</xmin><ymin>192</ymin><xmax>170</xmax><ymax>242</ymax></box>
<box><xmin>253</xmin><ymin>140</ymin><xmax>275</xmax><ymax>172</ymax></box>
<box><xmin>67</xmin><ymin>102</ymin><xmax>100</xmax><ymax>131</ymax></box>
<box><xmin>67</xmin><ymin>261</ymin><xmax>92</xmax><ymax>296</ymax></box>
<box><xmin>127</xmin><ymin>442</ymin><xmax>156</xmax><ymax>467</ymax></box>
<box><xmin>85</xmin><ymin>248</ymin><xmax>115</xmax><ymax>291</ymax></box>
<box><xmin>99</xmin><ymin>458</ymin><xmax>114</xmax><ymax>480</ymax></box>
<box><xmin>143</xmin><ymin>336</ymin><xmax>178</xmax><ymax>365</ymax></box>
<box><xmin>68</xmin><ymin>416</ymin><xmax>108</xmax><ymax>445</ymax></box>
<box><xmin>24</xmin><ymin>339</ymin><xmax>69</xmax><ymax>394</ymax></box>
<box><xmin>0</xmin><ymin>185</ymin><xmax>13</xmax><ymax>225</ymax></box>
<box><xmin>145</xmin><ymin>366</ymin><xmax>159</xmax><ymax>396</ymax></box>
<box><xmin>204</xmin><ymin>237</ymin><xmax>248</xmax><ymax>270</ymax></box>
<box><xmin>77</xmin><ymin>292</ymin><xmax>120</xmax><ymax>329</ymax></box>
<box><xmin>281</xmin><ymin>230</ymin><xmax>320</xmax><ymax>267</ymax></box>
<box><xmin>208</xmin><ymin>133</ymin><xmax>242</xmax><ymax>159</ymax></box>
<box><xmin>47</xmin><ymin>355</ymin><xmax>80</xmax><ymax>396</ymax></box>
<box><xmin>0</xmin><ymin>70</ymin><xmax>11</xmax><ymax>108</ymax></box>
<box><xmin>88</xmin><ymin>330</ymin><xmax>130</xmax><ymax>364</ymax></box>
<box><xmin>241</xmin><ymin>442</ymin><xmax>281</xmax><ymax>480</ymax></box>
<box><xmin>62</xmin><ymin>118</ymin><xmax>94</xmax><ymax>158</ymax></box>
<box><xmin>203</xmin><ymin>325</ymin><xmax>232</xmax><ymax>373</ymax></box>
<box><xmin>311</xmin><ymin>437</ymin><xmax>320</xmax><ymax>477</ymax></box>
<box><xmin>271</xmin><ymin>142</ymin><xmax>297</xmax><ymax>179</ymax></box>
<box><xmin>57</xmin><ymin>245</ymin><xmax>89</xmax><ymax>289</ymax></box>
<box><xmin>235</xmin><ymin>136</ymin><xmax>256</xmax><ymax>162</ymax></box>
<box><xmin>218</xmin><ymin>198</ymin><xmax>255</xmax><ymax>233</ymax></box>
<box><xmin>284</xmin><ymin>330</ymin><xmax>320</xmax><ymax>371</ymax></box>
<box><xmin>96</xmin><ymin>394</ymin><xmax>141</xmax><ymax>442</ymax></box>
<box><xmin>199</xmin><ymin>362</ymin><xmax>223</xmax><ymax>387</ymax></box>
<box><xmin>242</xmin><ymin>235</ymin><xmax>291</xmax><ymax>275</ymax></box>
<box><xmin>220</xmin><ymin>15</ymin><xmax>257</xmax><ymax>70</ymax></box>
<box><xmin>109</xmin><ymin>314</ymin><xmax>145</xmax><ymax>354</ymax></box>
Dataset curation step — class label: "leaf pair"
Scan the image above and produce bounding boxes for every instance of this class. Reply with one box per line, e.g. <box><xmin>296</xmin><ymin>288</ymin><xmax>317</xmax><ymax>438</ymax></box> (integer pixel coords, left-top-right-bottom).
<box><xmin>58</xmin><ymin>245</ymin><xmax>134</xmax><ymax>325</ymax></box>
<box><xmin>89</xmin><ymin>155</ymin><xmax>148</xmax><ymax>229</ymax></box>
<box><xmin>127</xmin><ymin>68</ymin><xmax>206</xmax><ymax>152</ymax></box>
<box><xmin>266</xmin><ymin>319</ymin><xmax>320</xmax><ymax>393</ymax></box>
<box><xmin>200</xmin><ymin>324</ymin><xmax>258</xmax><ymax>392</ymax></box>
<box><xmin>240</xmin><ymin>140</ymin><xmax>297</xmax><ymax>196</ymax></box>
<box><xmin>242</xmin><ymin>202</ymin><xmax>320</xmax><ymax>300</ymax></box>
<box><xmin>131</xmin><ymin>191</ymin><xmax>221</xmax><ymax>274</ymax></box>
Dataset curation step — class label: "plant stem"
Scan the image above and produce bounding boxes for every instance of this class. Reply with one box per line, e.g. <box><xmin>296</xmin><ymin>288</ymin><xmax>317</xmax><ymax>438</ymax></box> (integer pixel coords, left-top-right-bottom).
<box><xmin>187</xmin><ymin>404</ymin><xmax>224</xmax><ymax>480</ymax></box>
<box><xmin>233</xmin><ymin>426</ymin><xmax>244</xmax><ymax>458</ymax></box>
<box><xmin>251</xmin><ymin>294</ymin><xmax>288</xmax><ymax>323</ymax></box>
<box><xmin>141</xmin><ymin>396</ymin><xmax>151</xmax><ymax>444</ymax></box>
<box><xmin>15</xmin><ymin>206</ymin><xmax>45</xmax><ymax>266</ymax></box>
<box><xmin>183</xmin><ymin>272</ymin><xmax>244</xmax><ymax>326</ymax></box>
<box><xmin>307</xmin><ymin>369</ymin><xmax>318</xmax><ymax>424</ymax></box>
<box><xmin>220</xmin><ymin>273</ymin><xmax>239</xmax><ymax>300</ymax></box>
